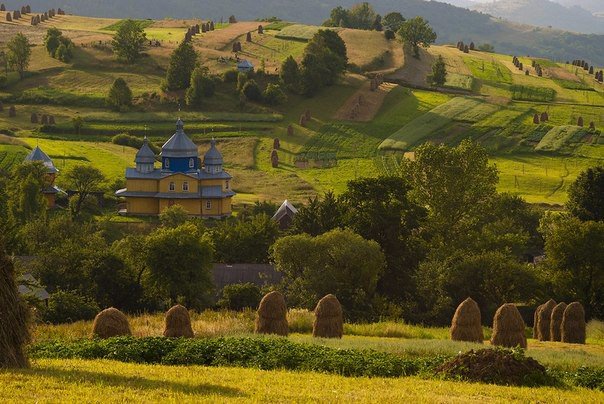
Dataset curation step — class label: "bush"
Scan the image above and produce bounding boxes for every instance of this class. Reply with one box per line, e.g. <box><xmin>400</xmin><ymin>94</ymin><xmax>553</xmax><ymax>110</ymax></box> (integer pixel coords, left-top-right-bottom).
<box><xmin>263</xmin><ymin>83</ymin><xmax>287</xmax><ymax>105</ymax></box>
<box><xmin>222</xmin><ymin>69</ymin><xmax>238</xmax><ymax>83</ymax></box>
<box><xmin>112</xmin><ymin>134</ymin><xmax>160</xmax><ymax>154</ymax></box>
<box><xmin>242</xmin><ymin>79</ymin><xmax>262</xmax><ymax>102</ymax></box>
<box><xmin>218</xmin><ymin>283</ymin><xmax>262</xmax><ymax>310</ymax></box>
<box><xmin>41</xmin><ymin>290</ymin><xmax>100</xmax><ymax>324</ymax></box>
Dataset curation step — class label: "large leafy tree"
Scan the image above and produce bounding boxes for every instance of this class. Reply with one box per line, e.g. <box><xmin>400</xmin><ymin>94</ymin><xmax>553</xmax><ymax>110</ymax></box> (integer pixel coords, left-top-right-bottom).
<box><xmin>280</xmin><ymin>56</ymin><xmax>300</xmax><ymax>92</ymax></box>
<box><xmin>111</xmin><ymin>19</ymin><xmax>147</xmax><ymax>64</ymax></box>
<box><xmin>348</xmin><ymin>2</ymin><xmax>377</xmax><ymax>30</ymax></box>
<box><xmin>383</xmin><ymin>12</ymin><xmax>405</xmax><ymax>33</ymax></box>
<box><xmin>7</xmin><ymin>33</ymin><xmax>31</xmax><ymax>79</ymax></box>
<box><xmin>290</xmin><ymin>191</ymin><xmax>343</xmax><ymax>236</ymax></box>
<box><xmin>300</xmin><ymin>30</ymin><xmax>347</xmax><ymax>96</ymax></box>
<box><xmin>144</xmin><ymin>223</ymin><xmax>214</xmax><ymax>308</ymax></box>
<box><xmin>106</xmin><ymin>78</ymin><xmax>133</xmax><ymax>111</ymax></box>
<box><xmin>212</xmin><ymin>214</ymin><xmax>279</xmax><ymax>264</ymax></box>
<box><xmin>8</xmin><ymin>162</ymin><xmax>47</xmax><ymax>226</ymax></box>
<box><xmin>398</xmin><ymin>16</ymin><xmax>437</xmax><ymax>58</ymax></box>
<box><xmin>63</xmin><ymin>165</ymin><xmax>105</xmax><ymax>219</ymax></box>
<box><xmin>186</xmin><ymin>66</ymin><xmax>214</xmax><ymax>107</ymax></box>
<box><xmin>164</xmin><ymin>41</ymin><xmax>198</xmax><ymax>91</ymax></box>
<box><xmin>567</xmin><ymin>166</ymin><xmax>603</xmax><ymax>222</ymax></box>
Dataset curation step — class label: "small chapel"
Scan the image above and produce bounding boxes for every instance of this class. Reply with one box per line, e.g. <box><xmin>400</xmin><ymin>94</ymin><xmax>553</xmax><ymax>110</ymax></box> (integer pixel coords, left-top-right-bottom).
<box><xmin>23</xmin><ymin>146</ymin><xmax>61</xmax><ymax>208</ymax></box>
<box><xmin>116</xmin><ymin>119</ymin><xmax>235</xmax><ymax>217</ymax></box>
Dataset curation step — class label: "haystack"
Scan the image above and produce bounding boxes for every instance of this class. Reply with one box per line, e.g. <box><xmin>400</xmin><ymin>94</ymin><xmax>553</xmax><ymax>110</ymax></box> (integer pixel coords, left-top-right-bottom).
<box><xmin>313</xmin><ymin>294</ymin><xmax>343</xmax><ymax>339</ymax></box>
<box><xmin>537</xmin><ymin>299</ymin><xmax>556</xmax><ymax>341</ymax></box>
<box><xmin>0</xmin><ymin>249</ymin><xmax>31</xmax><ymax>368</ymax></box>
<box><xmin>287</xmin><ymin>124</ymin><xmax>293</xmax><ymax>136</ymax></box>
<box><xmin>30</xmin><ymin>113</ymin><xmax>38</xmax><ymax>124</ymax></box>
<box><xmin>8</xmin><ymin>105</ymin><xmax>15</xmax><ymax>117</ymax></box>
<box><xmin>91</xmin><ymin>308</ymin><xmax>131</xmax><ymax>339</ymax></box>
<box><xmin>255</xmin><ymin>291</ymin><xmax>288</xmax><ymax>336</ymax></box>
<box><xmin>561</xmin><ymin>302</ymin><xmax>586</xmax><ymax>344</ymax></box>
<box><xmin>533</xmin><ymin>304</ymin><xmax>543</xmax><ymax>340</ymax></box>
<box><xmin>490</xmin><ymin>303</ymin><xmax>527</xmax><ymax>349</ymax></box>
<box><xmin>549</xmin><ymin>302</ymin><xmax>567</xmax><ymax>342</ymax></box>
<box><xmin>163</xmin><ymin>304</ymin><xmax>194</xmax><ymax>338</ymax></box>
<box><xmin>450</xmin><ymin>297</ymin><xmax>483</xmax><ymax>343</ymax></box>
<box><xmin>270</xmin><ymin>150</ymin><xmax>279</xmax><ymax>168</ymax></box>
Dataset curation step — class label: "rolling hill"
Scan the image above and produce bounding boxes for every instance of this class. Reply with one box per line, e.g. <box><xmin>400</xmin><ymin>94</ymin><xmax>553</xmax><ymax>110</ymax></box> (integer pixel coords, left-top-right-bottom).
<box><xmin>2</xmin><ymin>0</ymin><xmax>604</xmax><ymax>65</ymax></box>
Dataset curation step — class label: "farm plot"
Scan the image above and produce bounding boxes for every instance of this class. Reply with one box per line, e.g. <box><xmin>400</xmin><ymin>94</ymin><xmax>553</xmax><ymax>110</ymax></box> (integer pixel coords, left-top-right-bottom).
<box><xmin>536</xmin><ymin>125</ymin><xmax>587</xmax><ymax>151</ymax></box>
<box><xmin>338</xmin><ymin>29</ymin><xmax>402</xmax><ymax>72</ymax></box>
<box><xmin>0</xmin><ymin>144</ymin><xmax>29</xmax><ymax>171</ymax></box>
<box><xmin>444</xmin><ymin>73</ymin><xmax>475</xmax><ymax>91</ymax></box>
<box><xmin>379</xmin><ymin>98</ymin><xmax>500</xmax><ymax>151</ymax></box>
<box><xmin>275</xmin><ymin>24</ymin><xmax>339</xmax><ymax>41</ymax></box>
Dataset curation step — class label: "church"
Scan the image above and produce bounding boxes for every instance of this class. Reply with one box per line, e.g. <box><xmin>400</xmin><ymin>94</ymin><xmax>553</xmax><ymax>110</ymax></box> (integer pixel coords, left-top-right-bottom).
<box><xmin>116</xmin><ymin>119</ymin><xmax>235</xmax><ymax>217</ymax></box>
<box><xmin>24</xmin><ymin>146</ymin><xmax>61</xmax><ymax>208</ymax></box>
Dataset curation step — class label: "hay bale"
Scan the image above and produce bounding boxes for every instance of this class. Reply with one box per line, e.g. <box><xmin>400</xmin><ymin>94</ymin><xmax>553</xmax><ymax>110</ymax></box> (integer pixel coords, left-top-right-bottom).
<box><xmin>578</xmin><ymin>116</ymin><xmax>584</xmax><ymax>127</ymax></box>
<box><xmin>299</xmin><ymin>115</ymin><xmax>306</xmax><ymax>127</ymax></box>
<box><xmin>589</xmin><ymin>121</ymin><xmax>595</xmax><ymax>130</ymax></box>
<box><xmin>21</xmin><ymin>6</ymin><xmax>26</xmax><ymax>14</ymax></box>
<box><xmin>273</xmin><ymin>138</ymin><xmax>280</xmax><ymax>150</ymax></box>
<box><xmin>540</xmin><ymin>112</ymin><xmax>548</xmax><ymax>122</ymax></box>
<box><xmin>246</xmin><ymin>32</ymin><xmax>252</xmax><ymax>42</ymax></box>
<box><xmin>0</xmin><ymin>248</ymin><xmax>31</xmax><ymax>368</ymax></box>
<box><xmin>8</xmin><ymin>105</ymin><xmax>16</xmax><ymax>117</ymax></box>
<box><xmin>209</xmin><ymin>21</ymin><xmax>215</xmax><ymax>30</ymax></box>
<box><xmin>537</xmin><ymin>299</ymin><xmax>556</xmax><ymax>341</ymax></box>
<box><xmin>0</xmin><ymin>101</ymin><xmax>3</xmax><ymax>111</ymax></box>
<box><xmin>48</xmin><ymin>115</ymin><xmax>55</xmax><ymax>125</ymax></box>
<box><xmin>58</xmin><ymin>8</ymin><xmax>64</xmax><ymax>15</ymax></box>
<box><xmin>287</xmin><ymin>124</ymin><xmax>293</xmax><ymax>136</ymax></box>
<box><xmin>0</xmin><ymin>4</ymin><xmax>5</xmax><ymax>12</ymax></box>
<box><xmin>258</xmin><ymin>25</ymin><xmax>264</xmax><ymax>34</ymax></box>
<box><xmin>26</xmin><ymin>5</ymin><xmax>31</xmax><ymax>13</ymax></box>
<box><xmin>163</xmin><ymin>305</ymin><xmax>194</xmax><ymax>338</ymax></box>
<box><xmin>229</xmin><ymin>15</ymin><xmax>237</xmax><ymax>24</ymax></box>
<box><xmin>313</xmin><ymin>294</ymin><xmax>343</xmax><ymax>338</ymax></box>
<box><xmin>304</xmin><ymin>110</ymin><xmax>311</xmax><ymax>120</ymax></box>
<box><xmin>549</xmin><ymin>302</ymin><xmax>567</xmax><ymax>342</ymax></box>
<box><xmin>13</xmin><ymin>10</ymin><xmax>19</xmax><ymax>19</ymax></box>
<box><xmin>91</xmin><ymin>308</ymin><xmax>131</xmax><ymax>339</ymax></box>
<box><xmin>6</xmin><ymin>12</ymin><xmax>11</xmax><ymax>22</ymax></box>
<box><xmin>533</xmin><ymin>114</ymin><xmax>540</xmax><ymax>124</ymax></box>
<box><xmin>469</xmin><ymin>42</ymin><xmax>475</xmax><ymax>50</ymax></box>
<box><xmin>450</xmin><ymin>297</ymin><xmax>483</xmax><ymax>343</ymax></box>
<box><xmin>255</xmin><ymin>291</ymin><xmax>288</xmax><ymax>336</ymax></box>
<box><xmin>40</xmin><ymin>114</ymin><xmax>48</xmax><ymax>125</ymax></box>
<box><xmin>270</xmin><ymin>149</ymin><xmax>279</xmax><ymax>168</ymax></box>
<box><xmin>490</xmin><ymin>303</ymin><xmax>527</xmax><ymax>349</ymax></box>
<box><xmin>533</xmin><ymin>304</ymin><xmax>543</xmax><ymax>339</ymax></box>
<box><xmin>561</xmin><ymin>302</ymin><xmax>586</xmax><ymax>344</ymax></box>
<box><xmin>30</xmin><ymin>113</ymin><xmax>38</xmax><ymax>124</ymax></box>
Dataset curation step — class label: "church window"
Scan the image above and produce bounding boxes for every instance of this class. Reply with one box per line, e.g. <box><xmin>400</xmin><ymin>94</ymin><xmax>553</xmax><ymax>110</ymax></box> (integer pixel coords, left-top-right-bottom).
<box><xmin>183</xmin><ymin>181</ymin><xmax>189</xmax><ymax>191</ymax></box>
<box><xmin>169</xmin><ymin>182</ymin><xmax>175</xmax><ymax>191</ymax></box>
<box><xmin>206</xmin><ymin>200</ymin><xmax>212</xmax><ymax>210</ymax></box>
<box><xmin>189</xmin><ymin>158</ymin><xmax>194</xmax><ymax>168</ymax></box>
<box><xmin>225</xmin><ymin>180</ymin><xmax>230</xmax><ymax>190</ymax></box>
<box><xmin>165</xmin><ymin>158</ymin><xmax>170</xmax><ymax>168</ymax></box>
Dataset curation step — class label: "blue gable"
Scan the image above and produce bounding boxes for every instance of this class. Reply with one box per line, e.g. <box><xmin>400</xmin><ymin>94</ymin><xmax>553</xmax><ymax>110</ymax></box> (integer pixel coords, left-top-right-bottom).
<box><xmin>162</xmin><ymin>156</ymin><xmax>200</xmax><ymax>172</ymax></box>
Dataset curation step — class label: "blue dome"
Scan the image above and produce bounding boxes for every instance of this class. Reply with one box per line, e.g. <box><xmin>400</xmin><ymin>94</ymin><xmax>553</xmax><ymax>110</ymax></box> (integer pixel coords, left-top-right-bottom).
<box><xmin>161</xmin><ymin>119</ymin><xmax>198</xmax><ymax>158</ymax></box>
<box><xmin>135</xmin><ymin>137</ymin><xmax>156</xmax><ymax>164</ymax></box>
<box><xmin>203</xmin><ymin>138</ymin><xmax>223</xmax><ymax>166</ymax></box>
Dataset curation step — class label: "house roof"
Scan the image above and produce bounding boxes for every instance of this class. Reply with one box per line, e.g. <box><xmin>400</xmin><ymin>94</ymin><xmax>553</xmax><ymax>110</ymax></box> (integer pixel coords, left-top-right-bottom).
<box><xmin>272</xmin><ymin>199</ymin><xmax>298</xmax><ymax>221</ymax></box>
<box><xmin>18</xmin><ymin>273</ymin><xmax>50</xmax><ymax>300</ymax></box>
<box><xmin>123</xmin><ymin>167</ymin><xmax>232</xmax><ymax>180</ymax></box>
<box><xmin>161</xmin><ymin>119</ymin><xmax>199</xmax><ymax>158</ymax></box>
<box><xmin>116</xmin><ymin>187</ymin><xmax>235</xmax><ymax>199</ymax></box>
<box><xmin>24</xmin><ymin>146</ymin><xmax>58</xmax><ymax>174</ymax></box>
<box><xmin>135</xmin><ymin>137</ymin><xmax>156</xmax><ymax>164</ymax></box>
<box><xmin>237</xmin><ymin>60</ymin><xmax>254</xmax><ymax>69</ymax></box>
<box><xmin>203</xmin><ymin>138</ymin><xmax>223</xmax><ymax>166</ymax></box>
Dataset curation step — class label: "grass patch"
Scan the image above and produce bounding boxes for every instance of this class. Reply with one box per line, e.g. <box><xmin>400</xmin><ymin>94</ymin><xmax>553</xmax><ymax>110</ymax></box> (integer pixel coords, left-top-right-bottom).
<box><xmin>275</xmin><ymin>24</ymin><xmax>338</xmax><ymax>41</ymax></box>
<box><xmin>511</xmin><ymin>85</ymin><xmax>556</xmax><ymax>102</ymax></box>
<box><xmin>102</xmin><ymin>19</ymin><xmax>154</xmax><ymax>31</ymax></box>
<box><xmin>553</xmin><ymin>79</ymin><xmax>595</xmax><ymax>91</ymax></box>
<box><xmin>463</xmin><ymin>56</ymin><xmax>512</xmax><ymax>84</ymax></box>
<box><xmin>536</xmin><ymin>125</ymin><xmax>587</xmax><ymax>151</ymax></box>
<box><xmin>444</xmin><ymin>73</ymin><xmax>475</xmax><ymax>91</ymax></box>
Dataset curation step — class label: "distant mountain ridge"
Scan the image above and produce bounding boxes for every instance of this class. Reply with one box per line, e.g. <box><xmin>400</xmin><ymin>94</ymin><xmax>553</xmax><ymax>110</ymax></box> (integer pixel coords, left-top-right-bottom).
<box><xmin>2</xmin><ymin>0</ymin><xmax>604</xmax><ymax>64</ymax></box>
<box><xmin>471</xmin><ymin>0</ymin><xmax>604</xmax><ymax>34</ymax></box>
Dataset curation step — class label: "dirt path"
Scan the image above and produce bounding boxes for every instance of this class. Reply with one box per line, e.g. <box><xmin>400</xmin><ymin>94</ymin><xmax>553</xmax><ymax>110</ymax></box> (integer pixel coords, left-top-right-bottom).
<box><xmin>333</xmin><ymin>79</ymin><xmax>397</xmax><ymax>122</ymax></box>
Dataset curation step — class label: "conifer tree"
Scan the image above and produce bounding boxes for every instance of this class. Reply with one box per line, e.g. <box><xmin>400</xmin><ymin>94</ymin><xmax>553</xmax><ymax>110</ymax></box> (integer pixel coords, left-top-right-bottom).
<box><xmin>106</xmin><ymin>78</ymin><xmax>133</xmax><ymax>111</ymax></box>
<box><xmin>164</xmin><ymin>41</ymin><xmax>198</xmax><ymax>91</ymax></box>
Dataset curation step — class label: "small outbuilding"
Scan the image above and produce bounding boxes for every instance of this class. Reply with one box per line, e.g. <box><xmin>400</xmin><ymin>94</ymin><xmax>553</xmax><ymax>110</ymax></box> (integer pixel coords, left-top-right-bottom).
<box><xmin>272</xmin><ymin>199</ymin><xmax>298</xmax><ymax>230</ymax></box>
<box><xmin>237</xmin><ymin>60</ymin><xmax>254</xmax><ymax>73</ymax></box>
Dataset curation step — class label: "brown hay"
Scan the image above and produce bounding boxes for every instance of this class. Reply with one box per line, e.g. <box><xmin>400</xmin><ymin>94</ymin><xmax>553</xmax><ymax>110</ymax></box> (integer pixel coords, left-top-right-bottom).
<box><xmin>8</xmin><ymin>106</ymin><xmax>16</xmax><ymax>117</ymax></box>
<box><xmin>48</xmin><ymin>116</ymin><xmax>55</xmax><ymax>125</ymax></box>
<box><xmin>450</xmin><ymin>297</ymin><xmax>483</xmax><ymax>343</ymax></box>
<box><xmin>561</xmin><ymin>302</ymin><xmax>586</xmax><ymax>344</ymax></box>
<box><xmin>533</xmin><ymin>304</ymin><xmax>543</xmax><ymax>339</ymax></box>
<box><xmin>549</xmin><ymin>302</ymin><xmax>567</xmax><ymax>342</ymax></box>
<box><xmin>255</xmin><ymin>291</ymin><xmax>288</xmax><ymax>336</ymax></box>
<box><xmin>91</xmin><ymin>308</ymin><xmax>131</xmax><ymax>339</ymax></box>
<box><xmin>313</xmin><ymin>294</ymin><xmax>343</xmax><ymax>339</ymax></box>
<box><xmin>537</xmin><ymin>299</ymin><xmax>556</xmax><ymax>341</ymax></box>
<box><xmin>163</xmin><ymin>305</ymin><xmax>194</xmax><ymax>338</ymax></box>
<box><xmin>0</xmin><ymin>249</ymin><xmax>31</xmax><ymax>368</ymax></box>
<box><xmin>490</xmin><ymin>303</ymin><xmax>527</xmax><ymax>349</ymax></box>
<box><xmin>30</xmin><ymin>113</ymin><xmax>38</xmax><ymax>124</ymax></box>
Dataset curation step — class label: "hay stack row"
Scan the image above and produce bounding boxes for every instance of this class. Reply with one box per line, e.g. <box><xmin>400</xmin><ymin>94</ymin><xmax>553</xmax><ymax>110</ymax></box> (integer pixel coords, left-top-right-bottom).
<box><xmin>533</xmin><ymin>300</ymin><xmax>585</xmax><ymax>344</ymax></box>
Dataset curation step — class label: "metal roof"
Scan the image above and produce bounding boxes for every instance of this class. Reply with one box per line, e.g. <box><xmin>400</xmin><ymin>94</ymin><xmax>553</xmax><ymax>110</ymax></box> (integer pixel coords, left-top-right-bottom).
<box><xmin>135</xmin><ymin>137</ymin><xmax>156</xmax><ymax>164</ymax></box>
<box><xmin>116</xmin><ymin>188</ymin><xmax>235</xmax><ymax>199</ymax></box>
<box><xmin>124</xmin><ymin>167</ymin><xmax>232</xmax><ymax>180</ymax></box>
<box><xmin>272</xmin><ymin>199</ymin><xmax>298</xmax><ymax>221</ymax></box>
<box><xmin>203</xmin><ymin>138</ymin><xmax>224</xmax><ymax>166</ymax></box>
<box><xmin>24</xmin><ymin>146</ymin><xmax>58</xmax><ymax>174</ymax></box>
<box><xmin>161</xmin><ymin>119</ymin><xmax>199</xmax><ymax>158</ymax></box>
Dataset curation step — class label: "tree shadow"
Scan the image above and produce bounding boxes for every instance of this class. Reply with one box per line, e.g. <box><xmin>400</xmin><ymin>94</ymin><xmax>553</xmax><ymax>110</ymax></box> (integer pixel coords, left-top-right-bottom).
<box><xmin>14</xmin><ymin>364</ymin><xmax>246</xmax><ymax>398</ymax></box>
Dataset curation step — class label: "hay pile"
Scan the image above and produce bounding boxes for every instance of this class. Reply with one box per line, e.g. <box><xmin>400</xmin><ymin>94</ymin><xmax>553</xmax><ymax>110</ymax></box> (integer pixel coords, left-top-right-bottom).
<box><xmin>91</xmin><ymin>308</ymin><xmax>131</xmax><ymax>339</ymax></box>
<box><xmin>255</xmin><ymin>291</ymin><xmax>288</xmax><ymax>336</ymax></box>
<box><xmin>450</xmin><ymin>297</ymin><xmax>483</xmax><ymax>343</ymax></box>
<box><xmin>533</xmin><ymin>304</ymin><xmax>543</xmax><ymax>339</ymax></box>
<box><xmin>163</xmin><ymin>305</ymin><xmax>194</xmax><ymax>338</ymax></box>
<box><xmin>537</xmin><ymin>299</ymin><xmax>556</xmax><ymax>341</ymax></box>
<box><xmin>435</xmin><ymin>348</ymin><xmax>547</xmax><ymax>386</ymax></box>
<box><xmin>8</xmin><ymin>105</ymin><xmax>16</xmax><ymax>117</ymax></box>
<box><xmin>549</xmin><ymin>302</ymin><xmax>567</xmax><ymax>342</ymax></box>
<box><xmin>490</xmin><ymin>303</ymin><xmax>527</xmax><ymax>349</ymax></box>
<box><xmin>561</xmin><ymin>302</ymin><xmax>586</xmax><ymax>344</ymax></box>
<box><xmin>313</xmin><ymin>294</ymin><xmax>343</xmax><ymax>339</ymax></box>
<box><xmin>0</xmin><ymin>249</ymin><xmax>31</xmax><ymax>368</ymax></box>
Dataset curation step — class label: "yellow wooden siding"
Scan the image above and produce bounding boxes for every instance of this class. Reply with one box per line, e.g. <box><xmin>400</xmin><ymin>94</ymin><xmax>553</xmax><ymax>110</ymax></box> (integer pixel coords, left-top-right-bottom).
<box><xmin>126</xmin><ymin>179</ymin><xmax>158</xmax><ymax>192</ymax></box>
<box><xmin>128</xmin><ymin>197</ymin><xmax>159</xmax><ymax>214</ymax></box>
<box><xmin>158</xmin><ymin>199</ymin><xmax>201</xmax><ymax>215</ymax></box>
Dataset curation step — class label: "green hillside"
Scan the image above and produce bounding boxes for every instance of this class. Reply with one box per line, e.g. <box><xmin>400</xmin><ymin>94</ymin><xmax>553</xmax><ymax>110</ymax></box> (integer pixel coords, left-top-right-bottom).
<box><xmin>1</xmin><ymin>15</ymin><xmax>602</xmax><ymax>207</ymax></box>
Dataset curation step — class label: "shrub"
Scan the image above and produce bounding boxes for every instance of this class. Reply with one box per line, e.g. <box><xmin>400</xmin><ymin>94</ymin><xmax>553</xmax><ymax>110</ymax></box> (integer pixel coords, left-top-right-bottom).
<box><xmin>106</xmin><ymin>78</ymin><xmax>133</xmax><ymax>111</ymax></box>
<box><xmin>0</xmin><ymin>249</ymin><xmax>30</xmax><ymax>368</ymax></box>
<box><xmin>242</xmin><ymin>79</ymin><xmax>262</xmax><ymax>102</ymax></box>
<box><xmin>491</xmin><ymin>303</ymin><xmax>527</xmax><ymax>348</ymax></box>
<box><xmin>562</xmin><ymin>302</ymin><xmax>586</xmax><ymax>344</ymax></box>
<box><xmin>313</xmin><ymin>294</ymin><xmax>343</xmax><ymax>339</ymax></box>
<box><xmin>163</xmin><ymin>305</ymin><xmax>194</xmax><ymax>338</ymax></box>
<box><xmin>550</xmin><ymin>302</ymin><xmax>567</xmax><ymax>342</ymax></box>
<box><xmin>218</xmin><ymin>283</ymin><xmax>262</xmax><ymax>311</ymax></box>
<box><xmin>450</xmin><ymin>297</ymin><xmax>483</xmax><ymax>343</ymax></box>
<box><xmin>537</xmin><ymin>299</ymin><xmax>556</xmax><ymax>341</ymax></box>
<box><xmin>112</xmin><ymin>133</ymin><xmax>160</xmax><ymax>154</ymax></box>
<box><xmin>222</xmin><ymin>69</ymin><xmax>238</xmax><ymax>83</ymax></box>
<box><xmin>263</xmin><ymin>83</ymin><xmax>287</xmax><ymax>105</ymax></box>
<box><xmin>255</xmin><ymin>291</ymin><xmax>288</xmax><ymax>336</ymax></box>
<box><xmin>41</xmin><ymin>290</ymin><xmax>100</xmax><ymax>324</ymax></box>
<box><xmin>92</xmin><ymin>308</ymin><xmax>131</xmax><ymax>339</ymax></box>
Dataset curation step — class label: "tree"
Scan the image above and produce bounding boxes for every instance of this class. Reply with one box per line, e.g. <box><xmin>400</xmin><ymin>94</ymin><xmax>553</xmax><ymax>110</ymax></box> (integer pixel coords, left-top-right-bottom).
<box><xmin>567</xmin><ymin>166</ymin><xmax>603</xmax><ymax>222</ymax></box>
<box><xmin>540</xmin><ymin>215</ymin><xmax>604</xmax><ymax>319</ymax></box>
<box><xmin>429</xmin><ymin>55</ymin><xmax>447</xmax><ymax>87</ymax></box>
<box><xmin>111</xmin><ymin>19</ymin><xmax>146</xmax><ymax>63</ymax></box>
<box><xmin>106</xmin><ymin>78</ymin><xmax>133</xmax><ymax>111</ymax></box>
<box><xmin>272</xmin><ymin>228</ymin><xmax>385</xmax><ymax>320</ymax></box>
<box><xmin>159</xmin><ymin>204</ymin><xmax>189</xmax><ymax>228</ymax></box>
<box><xmin>280</xmin><ymin>56</ymin><xmax>300</xmax><ymax>92</ymax></box>
<box><xmin>44</xmin><ymin>27</ymin><xmax>62</xmax><ymax>56</ymax></box>
<box><xmin>144</xmin><ymin>223</ymin><xmax>214</xmax><ymax>308</ymax></box>
<box><xmin>63</xmin><ymin>165</ymin><xmax>105</xmax><ymax>218</ymax></box>
<box><xmin>299</xmin><ymin>30</ymin><xmax>347</xmax><ymax>96</ymax></box>
<box><xmin>7</xmin><ymin>33</ymin><xmax>31</xmax><ymax>79</ymax></box>
<box><xmin>348</xmin><ymin>2</ymin><xmax>377</xmax><ymax>30</ymax></box>
<box><xmin>186</xmin><ymin>66</ymin><xmax>214</xmax><ymax>106</ymax></box>
<box><xmin>383</xmin><ymin>12</ymin><xmax>405</xmax><ymax>33</ymax></box>
<box><xmin>242</xmin><ymin>79</ymin><xmax>262</xmax><ymax>101</ymax></box>
<box><xmin>212</xmin><ymin>214</ymin><xmax>279</xmax><ymax>264</ymax></box>
<box><xmin>263</xmin><ymin>83</ymin><xmax>287</xmax><ymax>105</ymax></box>
<box><xmin>398</xmin><ymin>16</ymin><xmax>437</xmax><ymax>58</ymax></box>
<box><xmin>85</xmin><ymin>250</ymin><xmax>141</xmax><ymax>310</ymax></box>
<box><xmin>289</xmin><ymin>191</ymin><xmax>344</xmax><ymax>236</ymax></box>
<box><xmin>72</xmin><ymin>116</ymin><xmax>83</xmax><ymax>135</ymax></box>
<box><xmin>324</xmin><ymin>6</ymin><xmax>349</xmax><ymax>27</ymax></box>
<box><xmin>7</xmin><ymin>162</ymin><xmax>47</xmax><ymax>226</ymax></box>
<box><xmin>164</xmin><ymin>41</ymin><xmax>197</xmax><ymax>91</ymax></box>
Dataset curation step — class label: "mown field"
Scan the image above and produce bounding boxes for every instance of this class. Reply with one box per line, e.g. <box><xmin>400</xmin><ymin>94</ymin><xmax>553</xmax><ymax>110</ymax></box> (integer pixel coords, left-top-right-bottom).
<box><xmin>1</xmin><ymin>16</ymin><xmax>603</xmax><ymax>207</ymax></box>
